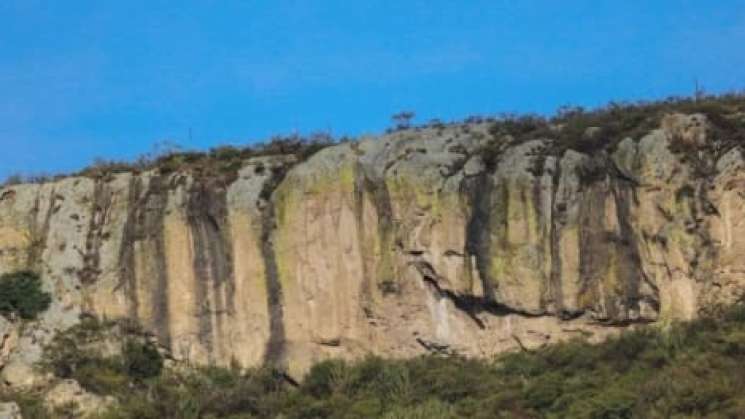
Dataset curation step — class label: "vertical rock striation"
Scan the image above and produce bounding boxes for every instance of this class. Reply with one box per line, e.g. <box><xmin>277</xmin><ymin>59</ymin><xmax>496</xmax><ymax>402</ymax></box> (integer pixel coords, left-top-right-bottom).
<box><xmin>2</xmin><ymin>113</ymin><xmax>745</xmax><ymax>380</ymax></box>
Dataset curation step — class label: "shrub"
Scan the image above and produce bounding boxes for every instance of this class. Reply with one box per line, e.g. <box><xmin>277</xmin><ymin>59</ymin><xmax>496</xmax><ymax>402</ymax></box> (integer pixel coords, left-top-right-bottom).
<box><xmin>2</xmin><ymin>174</ymin><xmax>24</xmax><ymax>186</ymax></box>
<box><xmin>122</xmin><ymin>340</ymin><xmax>163</xmax><ymax>380</ymax></box>
<box><xmin>0</xmin><ymin>271</ymin><xmax>51</xmax><ymax>320</ymax></box>
<box><xmin>302</xmin><ymin>359</ymin><xmax>353</xmax><ymax>398</ymax></box>
<box><xmin>391</xmin><ymin>111</ymin><xmax>416</xmax><ymax>131</ymax></box>
<box><xmin>29</xmin><ymin>303</ymin><xmax>745</xmax><ymax>418</ymax></box>
<box><xmin>74</xmin><ymin>359</ymin><xmax>130</xmax><ymax>395</ymax></box>
<box><xmin>41</xmin><ymin>317</ymin><xmax>163</xmax><ymax>396</ymax></box>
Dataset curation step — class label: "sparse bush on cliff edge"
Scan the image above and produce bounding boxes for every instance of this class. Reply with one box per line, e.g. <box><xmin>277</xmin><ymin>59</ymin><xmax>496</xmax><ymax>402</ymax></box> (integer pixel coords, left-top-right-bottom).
<box><xmin>0</xmin><ymin>270</ymin><xmax>51</xmax><ymax>320</ymax></box>
<box><xmin>72</xmin><ymin>132</ymin><xmax>337</xmax><ymax>183</ymax></box>
<box><xmin>5</xmin><ymin>92</ymin><xmax>745</xmax><ymax>188</ymax></box>
<box><xmin>483</xmin><ymin>92</ymin><xmax>745</xmax><ymax>156</ymax></box>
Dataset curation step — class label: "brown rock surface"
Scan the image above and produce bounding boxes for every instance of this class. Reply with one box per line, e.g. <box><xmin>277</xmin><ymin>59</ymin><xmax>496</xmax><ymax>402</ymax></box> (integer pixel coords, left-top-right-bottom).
<box><xmin>1</xmin><ymin>115</ymin><xmax>744</xmax><ymax>378</ymax></box>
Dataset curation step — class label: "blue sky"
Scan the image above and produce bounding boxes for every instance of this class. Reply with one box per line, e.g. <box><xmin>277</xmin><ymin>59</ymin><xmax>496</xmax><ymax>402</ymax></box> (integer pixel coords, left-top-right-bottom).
<box><xmin>1</xmin><ymin>1</ymin><xmax>745</xmax><ymax>179</ymax></box>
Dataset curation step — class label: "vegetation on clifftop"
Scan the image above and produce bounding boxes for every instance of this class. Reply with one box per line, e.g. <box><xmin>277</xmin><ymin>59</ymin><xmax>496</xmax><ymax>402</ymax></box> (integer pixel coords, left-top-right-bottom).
<box><xmin>4</xmin><ymin>304</ymin><xmax>745</xmax><ymax>418</ymax></box>
<box><xmin>2</xmin><ymin>133</ymin><xmax>341</xmax><ymax>186</ymax></box>
<box><xmin>480</xmin><ymin>92</ymin><xmax>745</xmax><ymax>162</ymax></box>
<box><xmin>4</xmin><ymin>92</ymin><xmax>745</xmax><ymax>187</ymax></box>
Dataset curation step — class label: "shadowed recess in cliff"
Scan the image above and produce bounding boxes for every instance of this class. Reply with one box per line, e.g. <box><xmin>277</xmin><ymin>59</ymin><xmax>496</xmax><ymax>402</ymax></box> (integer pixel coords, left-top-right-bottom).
<box><xmin>352</xmin><ymin>164</ymin><xmax>370</xmax><ymax>309</ymax></box>
<box><xmin>79</xmin><ymin>179</ymin><xmax>113</xmax><ymax>286</ymax></box>
<box><xmin>354</xmin><ymin>166</ymin><xmax>397</xmax><ymax>303</ymax></box>
<box><xmin>116</xmin><ymin>176</ymin><xmax>141</xmax><ymax>320</ymax></box>
<box><xmin>260</xmin><ymin>166</ymin><xmax>291</xmax><ymax>367</ymax></box>
<box><xmin>411</xmin><ymin>258</ymin><xmax>547</xmax><ymax>330</ymax></box>
<box><xmin>576</xmin><ymin>163</ymin><xmax>652</xmax><ymax>322</ymax></box>
<box><xmin>116</xmin><ymin>175</ymin><xmax>172</xmax><ymax>348</ymax></box>
<box><xmin>548</xmin><ymin>156</ymin><xmax>566</xmax><ymax>315</ymax></box>
<box><xmin>612</xmin><ymin>180</ymin><xmax>651</xmax><ymax>318</ymax></box>
<box><xmin>27</xmin><ymin>187</ymin><xmax>57</xmax><ymax>270</ymax></box>
<box><xmin>529</xmin><ymin>156</ymin><xmax>555</xmax><ymax>313</ymax></box>
<box><xmin>187</xmin><ymin>179</ymin><xmax>234</xmax><ymax>363</ymax></box>
<box><xmin>463</xmin><ymin>170</ymin><xmax>497</xmax><ymax>304</ymax></box>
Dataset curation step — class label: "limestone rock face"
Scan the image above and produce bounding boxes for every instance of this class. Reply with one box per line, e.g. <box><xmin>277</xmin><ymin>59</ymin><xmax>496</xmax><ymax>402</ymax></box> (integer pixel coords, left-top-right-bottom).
<box><xmin>44</xmin><ymin>379</ymin><xmax>114</xmax><ymax>417</ymax></box>
<box><xmin>0</xmin><ymin>402</ymin><xmax>21</xmax><ymax>419</ymax></box>
<box><xmin>0</xmin><ymin>317</ymin><xmax>17</xmax><ymax>370</ymax></box>
<box><xmin>1</xmin><ymin>114</ymin><xmax>745</xmax><ymax>377</ymax></box>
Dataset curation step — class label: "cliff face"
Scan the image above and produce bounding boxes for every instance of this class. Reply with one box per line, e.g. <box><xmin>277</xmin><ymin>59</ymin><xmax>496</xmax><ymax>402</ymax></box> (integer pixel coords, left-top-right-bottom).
<box><xmin>2</xmin><ymin>113</ymin><xmax>744</xmax><ymax>379</ymax></box>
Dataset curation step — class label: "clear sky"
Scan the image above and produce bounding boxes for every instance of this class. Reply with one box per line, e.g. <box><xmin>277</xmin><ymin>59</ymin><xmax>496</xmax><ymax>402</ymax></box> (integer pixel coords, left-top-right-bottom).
<box><xmin>1</xmin><ymin>1</ymin><xmax>745</xmax><ymax>179</ymax></box>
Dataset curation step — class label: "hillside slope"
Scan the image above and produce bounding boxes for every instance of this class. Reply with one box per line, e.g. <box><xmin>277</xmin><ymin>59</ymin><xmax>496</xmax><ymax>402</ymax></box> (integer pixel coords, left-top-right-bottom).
<box><xmin>8</xmin><ymin>304</ymin><xmax>745</xmax><ymax>418</ymax></box>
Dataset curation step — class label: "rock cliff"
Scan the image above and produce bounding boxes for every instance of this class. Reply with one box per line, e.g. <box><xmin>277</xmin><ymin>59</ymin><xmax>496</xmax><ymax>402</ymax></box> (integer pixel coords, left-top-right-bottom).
<box><xmin>2</xmin><ymin>112</ymin><xmax>745</xmax><ymax>379</ymax></box>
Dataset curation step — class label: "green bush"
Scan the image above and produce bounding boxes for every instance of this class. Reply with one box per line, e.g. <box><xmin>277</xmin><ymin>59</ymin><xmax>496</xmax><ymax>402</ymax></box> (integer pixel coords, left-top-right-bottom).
<box><xmin>29</xmin><ymin>303</ymin><xmax>745</xmax><ymax>418</ymax></box>
<box><xmin>122</xmin><ymin>340</ymin><xmax>163</xmax><ymax>380</ymax></box>
<box><xmin>0</xmin><ymin>270</ymin><xmax>51</xmax><ymax>320</ymax></box>
<box><xmin>41</xmin><ymin>317</ymin><xmax>164</xmax><ymax>397</ymax></box>
<box><xmin>74</xmin><ymin>359</ymin><xmax>130</xmax><ymax>395</ymax></box>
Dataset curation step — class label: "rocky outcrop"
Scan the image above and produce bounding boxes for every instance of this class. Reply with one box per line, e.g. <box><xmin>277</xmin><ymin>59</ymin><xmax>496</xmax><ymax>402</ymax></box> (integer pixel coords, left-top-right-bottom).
<box><xmin>1</xmin><ymin>114</ymin><xmax>744</xmax><ymax>378</ymax></box>
<box><xmin>0</xmin><ymin>402</ymin><xmax>21</xmax><ymax>419</ymax></box>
